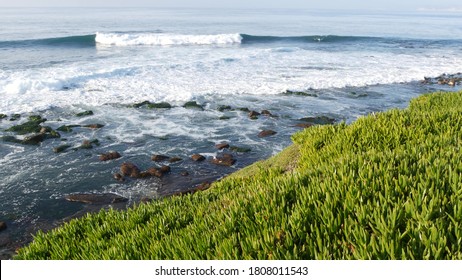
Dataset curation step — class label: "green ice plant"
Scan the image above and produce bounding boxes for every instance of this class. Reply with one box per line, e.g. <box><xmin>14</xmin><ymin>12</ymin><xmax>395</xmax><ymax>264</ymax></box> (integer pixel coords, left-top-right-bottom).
<box><xmin>16</xmin><ymin>91</ymin><xmax>462</xmax><ymax>259</ymax></box>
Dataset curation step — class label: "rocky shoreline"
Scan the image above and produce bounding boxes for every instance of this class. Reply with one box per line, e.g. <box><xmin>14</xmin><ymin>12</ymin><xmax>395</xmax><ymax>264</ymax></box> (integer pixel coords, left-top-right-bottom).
<box><xmin>0</xmin><ymin>73</ymin><xmax>461</xmax><ymax>259</ymax></box>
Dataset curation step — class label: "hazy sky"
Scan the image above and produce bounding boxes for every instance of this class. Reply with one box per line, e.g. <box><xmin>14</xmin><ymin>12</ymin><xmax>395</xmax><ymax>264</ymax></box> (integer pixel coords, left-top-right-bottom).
<box><xmin>0</xmin><ymin>0</ymin><xmax>461</xmax><ymax>11</ymax></box>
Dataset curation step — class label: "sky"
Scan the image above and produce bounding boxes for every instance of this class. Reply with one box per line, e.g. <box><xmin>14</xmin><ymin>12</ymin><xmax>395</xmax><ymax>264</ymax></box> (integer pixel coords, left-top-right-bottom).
<box><xmin>0</xmin><ymin>0</ymin><xmax>461</xmax><ymax>11</ymax></box>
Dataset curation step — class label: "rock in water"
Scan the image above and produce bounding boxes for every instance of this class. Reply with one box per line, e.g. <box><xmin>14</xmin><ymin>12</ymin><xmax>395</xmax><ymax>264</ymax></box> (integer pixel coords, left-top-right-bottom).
<box><xmin>0</xmin><ymin>221</ymin><xmax>6</xmax><ymax>231</ymax></box>
<box><xmin>258</xmin><ymin>130</ymin><xmax>277</xmax><ymax>137</ymax></box>
<box><xmin>215</xmin><ymin>143</ymin><xmax>230</xmax><ymax>150</ymax></box>
<box><xmin>113</xmin><ymin>173</ymin><xmax>125</xmax><ymax>182</ymax></box>
<box><xmin>248</xmin><ymin>110</ymin><xmax>260</xmax><ymax>119</ymax></box>
<box><xmin>261</xmin><ymin>110</ymin><xmax>273</xmax><ymax>116</ymax></box>
<box><xmin>147</xmin><ymin>165</ymin><xmax>171</xmax><ymax>178</ymax></box>
<box><xmin>99</xmin><ymin>151</ymin><xmax>121</xmax><ymax>161</ymax></box>
<box><xmin>53</xmin><ymin>144</ymin><xmax>72</xmax><ymax>153</ymax></box>
<box><xmin>169</xmin><ymin>157</ymin><xmax>182</xmax><ymax>163</ymax></box>
<box><xmin>82</xmin><ymin>124</ymin><xmax>104</xmax><ymax>129</ymax></box>
<box><xmin>191</xmin><ymin>154</ymin><xmax>206</xmax><ymax>162</ymax></box>
<box><xmin>120</xmin><ymin>162</ymin><xmax>141</xmax><ymax>178</ymax></box>
<box><xmin>75</xmin><ymin>110</ymin><xmax>94</xmax><ymax>117</ymax></box>
<box><xmin>211</xmin><ymin>154</ymin><xmax>236</xmax><ymax>166</ymax></box>
<box><xmin>151</xmin><ymin>154</ymin><xmax>170</xmax><ymax>162</ymax></box>
<box><xmin>65</xmin><ymin>193</ymin><xmax>128</xmax><ymax>204</ymax></box>
<box><xmin>183</xmin><ymin>101</ymin><xmax>204</xmax><ymax>110</ymax></box>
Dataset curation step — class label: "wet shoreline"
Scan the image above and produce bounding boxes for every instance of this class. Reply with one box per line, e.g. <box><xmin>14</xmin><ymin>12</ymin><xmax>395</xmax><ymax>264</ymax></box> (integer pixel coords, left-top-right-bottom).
<box><xmin>1</xmin><ymin>74</ymin><xmax>461</xmax><ymax>259</ymax></box>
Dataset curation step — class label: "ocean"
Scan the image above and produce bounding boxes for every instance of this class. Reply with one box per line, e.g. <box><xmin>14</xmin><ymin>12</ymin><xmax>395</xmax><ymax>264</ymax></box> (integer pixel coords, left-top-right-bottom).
<box><xmin>0</xmin><ymin>7</ymin><xmax>461</xmax><ymax>257</ymax></box>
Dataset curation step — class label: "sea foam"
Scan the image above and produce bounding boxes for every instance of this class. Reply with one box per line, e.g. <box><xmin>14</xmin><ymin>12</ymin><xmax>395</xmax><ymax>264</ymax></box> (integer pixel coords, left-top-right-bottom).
<box><xmin>95</xmin><ymin>32</ymin><xmax>243</xmax><ymax>46</ymax></box>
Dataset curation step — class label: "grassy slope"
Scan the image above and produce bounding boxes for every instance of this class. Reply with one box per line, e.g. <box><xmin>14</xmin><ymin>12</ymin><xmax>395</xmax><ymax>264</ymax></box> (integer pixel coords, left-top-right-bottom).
<box><xmin>16</xmin><ymin>91</ymin><xmax>462</xmax><ymax>259</ymax></box>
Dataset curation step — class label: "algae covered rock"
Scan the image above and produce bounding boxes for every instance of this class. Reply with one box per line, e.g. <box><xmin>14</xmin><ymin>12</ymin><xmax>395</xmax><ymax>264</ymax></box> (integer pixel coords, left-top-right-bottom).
<box><xmin>57</xmin><ymin>125</ymin><xmax>80</xmax><ymax>132</ymax></box>
<box><xmin>230</xmin><ymin>146</ymin><xmax>252</xmax><ymax>153</ymax></box>
<box><xmin>183</xmin><ymin>101</ymin><xmax>204</xmax><ymax>110</ymax></box>
<box><xmin>75</xmin><ymin>110</ymin><xmax>94</xmax><ymax>117</ymax></box>
<box><xmin>133</xmin><ymin>101</ymin><xmax>172</xmax><ymax>109</ymax></box>
<box><xmin>53</xmin><ymin>144</ymin><xmax>72</xmax><ymax>153</ymax></box>
<box><xmin>5</xmin><ymin>116</ymin><xmax>46</xmax><ymax>135</ymax></box>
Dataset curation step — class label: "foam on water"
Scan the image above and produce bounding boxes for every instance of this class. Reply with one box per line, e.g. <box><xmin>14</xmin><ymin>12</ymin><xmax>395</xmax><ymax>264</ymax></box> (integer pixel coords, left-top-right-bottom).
<box><xmin>1</xmin><ymin>43</ymin><xmax>461</xmax><ymax>115</ymax></box>
<box><xmin>95</xmin><ymin>32</ymin><xmax>243</xmax><ymax>46</ymax></box>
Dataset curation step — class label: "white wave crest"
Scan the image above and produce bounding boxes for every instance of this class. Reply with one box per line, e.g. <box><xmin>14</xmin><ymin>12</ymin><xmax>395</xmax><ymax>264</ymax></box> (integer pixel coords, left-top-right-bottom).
<box><xmin>95</xmin><ymin>32</ymin><xmax>243</xmax><ymax>46</ymax></box>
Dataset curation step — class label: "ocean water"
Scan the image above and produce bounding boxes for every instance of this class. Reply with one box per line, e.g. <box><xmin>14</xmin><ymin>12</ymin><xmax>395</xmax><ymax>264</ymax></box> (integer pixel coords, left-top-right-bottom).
<box><xmin>0</xmin><ymin>7</ymin><xmax>462</xmax><ymax>254</ymax></box>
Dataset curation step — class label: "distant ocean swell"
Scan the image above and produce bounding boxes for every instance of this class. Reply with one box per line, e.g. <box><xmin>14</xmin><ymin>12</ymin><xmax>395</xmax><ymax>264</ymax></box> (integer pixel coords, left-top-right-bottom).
<box><xmin>2</xmin><ymin>32</ymin><xmax>455</xmax><ymax>48</ymax></box>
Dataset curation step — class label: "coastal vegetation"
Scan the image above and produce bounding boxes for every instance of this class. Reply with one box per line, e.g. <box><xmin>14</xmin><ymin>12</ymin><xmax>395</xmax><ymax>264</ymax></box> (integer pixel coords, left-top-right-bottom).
<box><xmin>15</xmin><ymin>91</ymin><xmax>462</xmax><ymax>259</ymax></box>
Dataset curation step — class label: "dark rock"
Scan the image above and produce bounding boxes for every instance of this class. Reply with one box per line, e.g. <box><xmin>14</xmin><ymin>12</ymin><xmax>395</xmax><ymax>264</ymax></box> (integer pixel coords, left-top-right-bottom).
<box><xmin>132</xmin><ymin>101</ymin><xmax>152</xmax><ymax>108</ymax></box>
<box><xmin>299</xmin><ymin>116</ymin><xmax>335</xmax><ymax>125</ymax></box>
<box><xmin>248</xmin><ymin>110</ymin><xmax>260</xmax><ymax>119</ymax></box>
<box><xmin>79</xmin><ymin>140</ymin><xmax>93</xmax><ymax>149</ymax></box>
<box><xmin>76</xmin><ymin>110</ymin><xmax>94</xmax><ymax>117</ymax></box>
<box><xmin>258</xmin><ymin>130</ymin><xmax>277</xmax><ymax>138</ymax></box>
<box><xmin>147</xmin><ymin>167</ymin><xmax>164</xmax><ymax>178</ymax></box>
<box><xmin>28</xmin><ymin>115</ymin><xmax>46</xmax><ymax>122</ymax></box>
<box><xmin>22</xmin><ymin>133</ymin><xmax>47</xmax><ymax>145</ymax></box>
<box><xmin>132</xmin><ymin>101</ymin><xmax>172</xmax><ymax>109</ymax></box>
<box><xmin>169</xmin><ymin>157</ymin><xmax>183</xmax><ymax>163</ymax></box>
<box><xmin>215</xmin><ymin>143</ymin><xmax>230</xmax><ymax>150</ymax></box>
<box><xmin>82</xmin><ymin>124</ymin><xmax>104</xmax><ymax>129</ymax></box>
<box><xmin>151</xmin><ymin>154</ymin><xmax>170</xmax><ymax>162</ymax></box>
<box><xmin>283</xmin><ymin>90</ymin><xmax>318</xmax><ymax>97</ymax></box>
<box><xmin>45</xmin><ymin>128</ymin><xmax>61</xmax><ymax>139</ymax></box>
<box><xmin>183</xmin><ymin>101</ymin><xmax>204</xmax><ymax>110</ymax></box>
<box><xmin>181</xmin><ymin>171</ymin><xmax>189</xmax><ymax>176</ymax></box>
<box><xmin>113</xmin><ymin>173</ymin><xmax>125</xmax><ymax>182</ymax></box>
<box><xmin>191</xmin><ymin>154</ymin><xmax>206</xmax><ymax>162</ymax></box>
<box><xmin>1</xmin><ymin>136</ymin><xmax>22</xmax><ymax>144</ymax></box>
<box><xmin>5</xmin><ymin>118</ymin><xmax>45</xmax><ymax>135</ymax></box>
<box><xmin>139</xmin><ymin>171</ymin><xmax>152</xmax><ymax>178</ymax></box>
<box><xmin>230</xmin><ymin>146</ymin><xmax>252</xmax><ymax>153</ymax></box>
<box><xmin>9</xmin><ymin>114</ymin><xmax>21</xmax><ymax>121</ymax></box>
<box><xmin>0</xmin><ymin>114</ymin><xmax>7</xmax><ymax>120</ymax></box>
<box><xmin>120</xmin><ymin>162</ymin><xmax>141</xmax><ymax>178</ymax></box>
<box><xmin>261</xmin><ymin>110</ymin><xmax>272</xmax><ymax>116</ymax></box>
<box><xmin>160</xmin><ymin>165</ymin><xmax>171</xmax><ymax>174</ymax></box>
<box><xmin>147</xmin><ymin>165</ymin><xmax>171</xmax><ymax>178</ymax></box>
<box><xmin>40</xmin><ymin>126</ymin><xmax>52</xmax><ymax>134</ymax></box>
<box><xmin>238</xmin><ymin>107</ymin><xmax>250</xmax><ymax>112</ymax></box>
<box><xmin>53</xmin><ymin>144</ymin><xmax>72</xmax><ymax>153</ymax></box>
<box><xmin>175</xmin><ymin>182</ymin><xmax>212</xmax><ymax>196</ymax></box>
<box><xmin>65</xmin><ymin>193</ymin><xmax>128</xmax><ymax>204</ymax></box>
<box><xmin>219</xmin><ymin>115</ymin><xmax>231</xmax><ymax>120</ymax></box>
<box><xmin>57</xmin><ymin>125</ymin><xmax>80</xmax><ymax>132</ymax></box>
<box><xmin>419</xmin><ymin>74</ymin><xmax>462</xmax><ymax>86</ymax></box>
<box><xmin>99</xmin><ymin>151</ymin><xmax>121</xmax><ymax>161</ymax></box>
<box><xmin>0</xmin><ymin>221</ymin><xmax>6</xmax><ymax>231</ymax></box>
<box><xmin>146</xmin><ymin>102</ymin><xmax>172</xmax><ymax>109</ymax></box>
<box><xmin>218</xmin><ymin>105</ymin><xmax>232</xmax><ymax>112</ymax></box>
<box><xmin>295</xmin><ymin>123</ymin><xmax>313</xmax><ymax>128</ymax></box>
<box><xmin>211</xmin><ymin>154</ymin><xmax>236</xmax><ymax>166</ymax></box>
